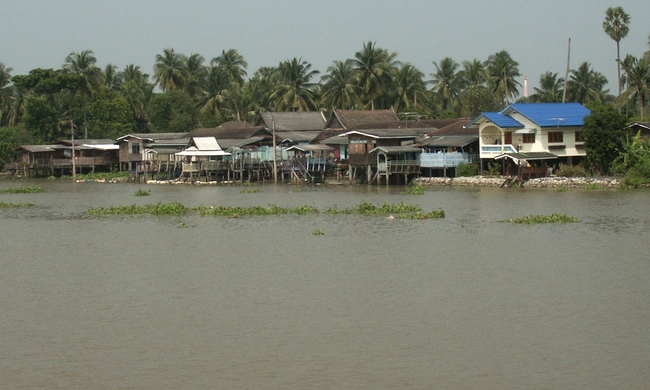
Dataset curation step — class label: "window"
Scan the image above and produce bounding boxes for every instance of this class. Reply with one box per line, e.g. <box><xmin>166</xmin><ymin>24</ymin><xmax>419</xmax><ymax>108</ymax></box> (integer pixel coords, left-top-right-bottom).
<box><xmin>575</xmin><ymin>131</ymin><xmax>584</xmax><ymax>142</ymax></box>
<box><xmin>548</xmin><ymin>132</ymin><xmax>563</xmax><ymax>143</ymax></box>
<box><xmin>131</xmin><ymin>144</ymin><xmax>141</xmax><ymax>154</ymax></box>
<box><xmin>522</xmin><ymin>133</ymin><xmax>535</xmax><ymax>143</ymax></box>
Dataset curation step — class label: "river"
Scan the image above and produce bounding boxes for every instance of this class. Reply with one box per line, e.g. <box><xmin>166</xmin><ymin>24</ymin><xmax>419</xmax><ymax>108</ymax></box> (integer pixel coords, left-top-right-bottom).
<box><xmin>1</xmin><ymin>180</ymin><xmax>649</xmax><ymax>389</ymax></box>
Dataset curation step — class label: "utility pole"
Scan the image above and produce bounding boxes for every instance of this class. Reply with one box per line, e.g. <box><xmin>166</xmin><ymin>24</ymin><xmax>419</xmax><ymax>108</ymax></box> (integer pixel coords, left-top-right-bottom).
<box><xmin>71</xmin><ymin>120</ymin><xmax>76</xmax><ymax>181</ymax></box>
<box><xmin>272</xmin><ymin>114</ymin><xmax>277</xmax><ymax>184</ymax></box>
<box><xmin>563</xmin><ymin>38</ymin><xmax>571</xmax><ymax>103</ymax></box>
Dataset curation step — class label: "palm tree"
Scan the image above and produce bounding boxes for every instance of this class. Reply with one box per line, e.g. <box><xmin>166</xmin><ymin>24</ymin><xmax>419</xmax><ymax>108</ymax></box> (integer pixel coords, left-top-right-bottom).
<box><xmin>196</xmin><ymin>66</ymin><xmax>230</xmax><ymax>121</ymax></box>
<box><xmin>185</xmin><ymin>53</ymin><xmax>207</xmax><ymax>98</ymax></box>
<box><xmin>320</xmin><ymin>60</ymin><xmax>359</xmax><ymax>110</ymax></box>
<box><xmin>566</xmin><ymin>62</ymin><xmax>609</xmax><ymax>104</ymax></box>
<box><xmin>459</xmin><ymin>59</ymin><xmax>488</xmax><ymax>88</ymax></box>
<box><xmin>269</xmin><ymin>58</ymin><xmax>320</xmax><ymax>111</ymax></box>
<box><xmin>644</xmin><ymin>34</ymin><xmax>650</xmax><ymax>60</ymax></box>
<box><xmin>351</xmin><ymin>41</ymin><xmax>400</xmax><ymax>110</ymax></box>
<box><xmin>153</xmin><ymin>48</ymin><xmax>188</xmax><ymax>91</ymax></box>
<box><xmin>485</xmin><ymin>51</ymin><xmax>521</xmax><ymax>107</ymax></box>
<box><xmin>0</xmin><ymin>63</ymin><xmax>13</xmax><ymax>125</ymax></box>
<box><xmin>618</xmin><ymin>56</ymin><xmax>650</xmax><ymax>119</ymax></box>
<box><xmin>63</xmin><ymin>50</ymin><xmax>103</xmax><ymax>139</ymax></box>
<box><xmin>531</xmin><ymin>72</ymin><xmax>564</xmax><ymax>103</ymax></box>
<box><xmin>211</xmin><ymin>49</ymin><xmax>248</xmax><ymax>85</ymax></box>
<box><xmin>429</xmin><ymin>57</ymin><xmax>462</xmax><ymax>111</ymax></box>
<box><xmin>603</xmin><ymin>6</ymin><xmax>631</xmax><ymax>95</ymax></box>
<box><xmin>390</xmin><ymin>63</ymin><xmax>426</xmax><ymax>113</ymax></box>
<box><xmin>103</xmin><ymin>64</ymin><xmax>121</xmax><ymax>91</ymax></box>
<box><xmin>120</xmin><ymin>65</ymin><xmax>153</xmax><ymax>131</ymax></box>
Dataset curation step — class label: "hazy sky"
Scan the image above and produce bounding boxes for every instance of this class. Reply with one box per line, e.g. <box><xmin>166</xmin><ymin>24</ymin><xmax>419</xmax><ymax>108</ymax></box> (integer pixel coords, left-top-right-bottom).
<box><xmin>2</xmin><ymin>0</ymin><xmax>649</xmax><ymax>94</ymax></box>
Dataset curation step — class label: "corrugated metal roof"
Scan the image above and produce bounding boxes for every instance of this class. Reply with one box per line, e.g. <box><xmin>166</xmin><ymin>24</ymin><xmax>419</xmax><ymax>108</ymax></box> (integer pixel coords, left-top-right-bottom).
<box><xmin>339</xmin><ymin>128</ymin><xmax>422</xmax><ymax>139</ymax></box>
<box><xmin>276</xmin><ymin>130</ymin><xmax>320</xmax><ymax>143</ymax></box>
<box><xmin>369</xmin><ymin>145</ymin><xmax>421</xmax><ymax>154</ymax></box>
<box><xmin>503</xmin><ymin>103</ymin><xmax>590</xmax><ymax>127</ymax></box>
<box><xmin>192</xmin><ymin>137</ymin><xmax>223</xmax><ymax>151</ymax></box>
<box><xmin>326</xmin><ymin>109</ymin><xmax>399</xmax><ymax>129</ymax></box>
<box><xmin>285</xmin><ymin>144</ymin><xmax>333</xmax><ymax>152</ymax></box>
<box><xmin>416</xmin><ymin>135</ymin><xmax>478</xmax><ymax>148</ymax></box>
<box><xmin>257</xmin><ymin>111</ymin><xmax>326</xmax><ymax>131</ymax></box>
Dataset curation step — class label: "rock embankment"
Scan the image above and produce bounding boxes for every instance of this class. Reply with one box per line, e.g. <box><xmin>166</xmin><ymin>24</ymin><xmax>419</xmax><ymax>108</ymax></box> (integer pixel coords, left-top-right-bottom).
<box><xmin>415</xmin><ymin>176</ymin><xmax>622</xmax><ymax>188</ymax></box>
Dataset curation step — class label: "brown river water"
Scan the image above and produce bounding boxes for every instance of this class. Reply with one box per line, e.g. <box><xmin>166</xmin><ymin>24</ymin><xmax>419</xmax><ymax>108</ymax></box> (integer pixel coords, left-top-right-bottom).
<box><xmin>1</xmin><ymin>180</ymin><xmax>649</xmax><ymax>389</ymax></box>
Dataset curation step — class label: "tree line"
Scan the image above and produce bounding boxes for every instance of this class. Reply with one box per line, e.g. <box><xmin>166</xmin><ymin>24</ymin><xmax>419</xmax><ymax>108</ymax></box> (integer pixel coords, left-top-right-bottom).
<box><xmin>0</xmin><ymin>7</ymin><xmax>648</xmax><ymax>171</ymax></box>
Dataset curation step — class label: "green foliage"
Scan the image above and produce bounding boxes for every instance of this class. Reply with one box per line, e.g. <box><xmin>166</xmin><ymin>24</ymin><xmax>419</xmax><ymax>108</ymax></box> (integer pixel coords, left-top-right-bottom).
<box><xmin>86</xmin><ymin>89</ymin><xmax>134</xmax><ymax>139</ymax></box>
<box><xmin>0</xmin><ymin>202</ymin><xmax>34</xmax><ymax>207</ymax></box>
<box><xmin>239</xmin><ymin>189</ymin><xmax>261</xmax><ymax>193</ymax></box>
<box><xmin>12</xmin><ymin>68</ymin><xmax>81</xmax><ymax>95</ymax></box>
<box><xmin>0</xmin><ymin>125</ymin><xmax>32</xmax><ymax>168</ymax></box>
<box><xmin>398</xmin><ymin>209</ymin><xmax>446</xmax><ymax>219</ymax></box>
<box><xmin>612</xmin><ymin>133</ymin><xmax>650</xmax><ymax>187</ymax></box>
<box><xmin>0</xmin><ymin>185</ymin><xmax>45</xmax><ymax>194</ymax></box>
<box><xmin>555</xmin><ymin>186</ymin><xmax>569</xmax><ymax>192</ymax></box>
<box><xmin>554</xmin><ymin>163</ymin><xmax>586</xmax><ymax>177</ymax></box>
<box><xmin>401</xmin><ymin>184</ymin><xmax>424</xmax><ymax>195</ymax></box>
<box><xmin>456</xmin><ymin>162</ymin><xmax>478</xmax><ymax>177</ymax></box>
<box><xmin>460</xmin><ymin>86</ymin><xmax>500</xmax><ymax>117</ymax></box>
<box><xmin>148</xmin><ymin>90</ymin><xmax>198</xmax><ymax>133</ymax></box>
<box><xmin>74</xmin><ymin>171</ymin><xmax>129</xmax><ymax>181</ymax></box>
<box><xmin>582</xmin><ymin>103</ymin><xmax>628</xmax><ymax>174</ymax></box>
<box><xmin>484</xmin><ymin>161</ymin><xmax>502</xmax><ymax>177</ymax></box>
<box><xmin>501</xmin><ymin>213</ymin><xmax>578</xmax><ymax>224</ymax></box>
<box><xmin>195</xmin><ymin>204</ymin><xmax>319</xmax><ymax>217</ymax></box>
<box><xmin>584</xmin><ymin>183</ymin><xmax>603</xmax><ymax>190</ymax></box>
<box><xmin>22</xmin><ymin>96</ymin><xmax>62</xmax><ymax>142</ymax></box>
<box><xmin>87</xmin><ymin>202</ymin><xmax>186</xmax><ymax>215</ymax></box>
<box><xmin>134</xmin><ymin>189</ymin><xmax>151</xmax><ymax>196</ymax></box>
<box><xmin>310</xmin><ymin>229</ymin><xmax>324</xmax><ymax>235</ymax></box>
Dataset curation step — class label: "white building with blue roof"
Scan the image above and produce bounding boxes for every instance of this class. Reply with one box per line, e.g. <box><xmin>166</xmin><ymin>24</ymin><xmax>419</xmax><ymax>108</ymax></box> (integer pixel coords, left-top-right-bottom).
<box><xmin>466</xmin><ymin>103</ymin><xmax>591</xmax><ymax>166</ymax></box>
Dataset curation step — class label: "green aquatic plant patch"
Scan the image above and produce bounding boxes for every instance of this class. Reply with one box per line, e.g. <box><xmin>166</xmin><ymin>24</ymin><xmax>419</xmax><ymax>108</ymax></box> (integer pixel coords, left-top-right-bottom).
<box><xmin>195</xmin><ymin>204</ymin><xmax>319</xmax><ymax>217</ymax></box>
<box><xmin>134</xmin><ymin>189</ymin><xmax>151</xmax><ymax>196</ymax></box>
<box><xmin>0</xmin><ymin>185</ymin><xmax>45</xmax><ymax>194</ymax></box>
<box><xmin>401</xmin><ymin>184</ymin><xmax>425</xmax><ymax>195</ymax></box>
<box><xmin>87</xmin><ymin>202</ymin><xmax>186</xmax><ymax>215</ymax></box>
<box><xmin>0</xmin><ymin>202</ymin><xmax>35</xmax><ymax>208</ymax></box>
<box><xmin>239</xmin><ymin>189</ymin><xmax>261</xmax><ymax>194</ymax></box>
<box><xmin>501</xmin><ymin>213</ymin><xmax>578</xmax><ymax>224</ymax></box>
<box><xmin>398</xmin><ymin>209</ymin><xmax>446</xmax><ymax>219</ymax></box>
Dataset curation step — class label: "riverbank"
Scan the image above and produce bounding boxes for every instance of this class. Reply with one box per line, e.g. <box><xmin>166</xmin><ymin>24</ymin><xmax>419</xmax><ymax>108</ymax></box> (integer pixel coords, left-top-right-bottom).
<box><xmin>415</xmin><ymin>176</ymin><xmax>624</xmax><ymax>188</ymax></box>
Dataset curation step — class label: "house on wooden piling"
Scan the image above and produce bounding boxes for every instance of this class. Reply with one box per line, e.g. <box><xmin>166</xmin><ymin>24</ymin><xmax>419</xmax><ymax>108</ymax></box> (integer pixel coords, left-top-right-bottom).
<box><xmin>339</xmin><ymin>123</ymin><xmax>427</xmax><ymax>184</ymax></box>
<box><xmin>9</xmin><ymin>139</ymin><xmax>119</xmax><ymax>177</ymax></box>
<box><xmin>176</xmin><ymin>137</ymin><xmax>232</xmax><ymax>182</ymax></box>
<box><xmin>116</xmin><ymin>133</ymin><xmax>188</xmax><ymax>173</ymax></box>
<box><xmin>256</xmin><ymin>111</ymin><xmax>327</xmax><ymax>147</ymax></box>
<box><xmin>415</xmin><ymin>119</ymin><xmax>479</xmax><ymax>177</ymax></box>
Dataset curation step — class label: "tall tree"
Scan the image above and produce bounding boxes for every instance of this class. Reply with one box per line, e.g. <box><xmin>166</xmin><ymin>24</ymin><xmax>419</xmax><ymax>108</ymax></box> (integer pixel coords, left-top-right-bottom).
<box><xmin>603</xmin><ymin>7</ymin><xmax>631</xmax><ymax>95</ymax></box>
<box><xmin>119</xmin><ymin>65</ymin><xmax>153</xmax><ymax>132</ymax></box>
<box><xmin>351</xmin><ymin>41</ymin><xmax>400</xmax><ymax>110</ymax></box>
<box><xmin>390</xmin><ymin>63</ymin><xmax>426</xmax><ymax>113</ymax></box>
<box><xmin>269</xmin><ymin>58</ymin><xmax>320</xmax><ymax>111</ymax></box>
<box><xmin>429</xmin><ymin>57</ymin><xmax>461</xmax><ymax>111</ymax></box>
<box><xmin>103</xmin><ymin>64</ymin><xmax>121</xmax><ymax>91</ymax></box>
<box><xmin>185</xmin><ymin>53</ymin><xmax>207</xmax><ymax>98</ymax></box>
<box><xmin>0</xmin><ymin>63</ymin><xmax>13</xmax><ymax>126</ymax></box>
<box><xmin>485</xmin><ymin>50</ymin><xmax>521</xmax><ymax>107</ymax></box>
<box><xmin>582</xmin><ymin>103</ymin><xmax>628</xmax><ymax>174</ymax></box>
<box><xmin>153</xmin><ymin>49</ymin><xmax>188</xmax><ymax>91</ymax></box>
<box><xmin>63</xmin><ymin>50</ymin><xmax>103</xmax><ymax>139</ymax></box>
<box><xmin>196</xmin><ymin>65</ymin><xmax>230</xmax><ymax>121</ymax></box>
<box><xmin>459</xmin><ymin>59</ymin><xmax>488</xmax><ymax>88</ymax></box>
<box><xmin>320</xmin><ymin>60</ymin><xmax>359</xmax><ymax>110</ymax></box>
<box><xmin>566</xmin><ymin>62</ymin><xmax>609</xmax><ymax>104</ymax></box>
<box><xmin>531</xmin><ymin>72</ymin><xmax>564</xmax><ymax>103</ymax></box>
<box><xmin>211</xmin><ymin>49</ymin><xmax>248</xmax><ymax>85</ymax></box>
<box><xmin>618</xmin><ymin>56</ymin><xmax>650</xmax><ymax>119</ymax></box>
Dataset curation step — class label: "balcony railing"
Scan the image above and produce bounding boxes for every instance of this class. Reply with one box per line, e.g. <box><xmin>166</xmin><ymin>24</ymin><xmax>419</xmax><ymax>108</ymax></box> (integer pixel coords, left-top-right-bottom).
<box><xmin>480</xmin><ymin>144</ymin><xmax>518</xmax><ymax>156</ymax></box>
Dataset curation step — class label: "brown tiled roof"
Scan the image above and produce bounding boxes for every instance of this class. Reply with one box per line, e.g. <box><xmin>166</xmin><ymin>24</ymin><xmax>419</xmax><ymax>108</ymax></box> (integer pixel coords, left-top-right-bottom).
<box><xmin>430</xmin><ymin>119</ymin><xmax>476</xmax><ymax>136</ymax></box>
<box><xmin>326</xmin><ymin>109</ymin><xmax>399</xmax><ymax>129</ymax></box>
<box><xmin>256</xmin><ymin>111</ymin><xmax>327</xmax><ymax>131</ymax></box>
<box><xmin>186</xmin><ymin>121</ymin><xmax>265</xmax><ymax>139</ymax></box>
<box><xmin>418</xmin><ymin>119</ymin><xmax>464</xmax><ymax>129</ymax></box>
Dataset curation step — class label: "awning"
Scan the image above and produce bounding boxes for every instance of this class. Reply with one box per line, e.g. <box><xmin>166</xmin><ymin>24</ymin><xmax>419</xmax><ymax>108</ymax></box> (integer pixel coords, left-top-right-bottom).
<box><xmin>494</xmin><ymin>152</ymin><xmax>557</xmax><ymax>164</ymax></box>
<box><xmin>514</xmin><ymin>128</ymin><xmax>537</xmax><ymax>134</ymax></box>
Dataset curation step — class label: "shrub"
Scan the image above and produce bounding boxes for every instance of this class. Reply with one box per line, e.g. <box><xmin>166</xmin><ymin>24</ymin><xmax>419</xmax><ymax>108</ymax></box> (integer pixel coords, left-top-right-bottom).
<box><xmin>456</xmin><ymin>162</ymin><xmax>478</xmax><ymax>177</ymax></box>
<box><xmin>554</xmin><ymin>163</ymin><xmax>586</xmax><ymax>177</ymax></box>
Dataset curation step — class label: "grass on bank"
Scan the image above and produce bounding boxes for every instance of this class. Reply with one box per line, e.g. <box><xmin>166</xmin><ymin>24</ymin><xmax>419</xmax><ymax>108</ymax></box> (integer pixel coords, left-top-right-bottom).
<box><xmin>0</xmin><ymin>185</ymin><xmax>45</xmax><ymax>194</ymax></box>
<box><xmin>501</xmin><ymin>213</ymin><xmax>578</xmax><ymax>224</ymax></box>
<box><xmin>85</xmin><ymin>201</ymin><xmax>445</xmax><ymax>219</ymax></box>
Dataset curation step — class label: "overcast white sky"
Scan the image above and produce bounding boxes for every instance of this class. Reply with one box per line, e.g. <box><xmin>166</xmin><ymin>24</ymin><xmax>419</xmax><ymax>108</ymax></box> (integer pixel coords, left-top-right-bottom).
<box><xmin>1</xmin><ymin>0</ymin><xmax>649</xmax><ymax>94</ymax></box>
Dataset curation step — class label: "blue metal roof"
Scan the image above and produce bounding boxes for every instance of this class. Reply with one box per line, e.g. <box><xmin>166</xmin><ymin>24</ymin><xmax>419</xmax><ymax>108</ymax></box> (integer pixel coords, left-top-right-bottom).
<box><xmin>503</xmin><ymin>103</ymin><xmax>590</xmax><ymax>127</ymax></box>
<box><xmin>465</xmin><ymin>112</ymin><xmax>523</xmax><ymax>128</ymax></box>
